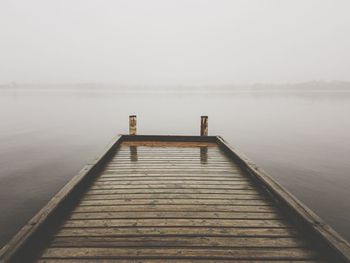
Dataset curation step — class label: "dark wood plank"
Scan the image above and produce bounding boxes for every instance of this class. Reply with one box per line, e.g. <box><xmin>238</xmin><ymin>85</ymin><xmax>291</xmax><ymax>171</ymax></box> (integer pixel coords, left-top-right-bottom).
<box><xmin>105</xmin><ymin>163</ymin><xmax>235</xmax><ymax>166</ymax></box>
<box><xmin>78</xmin><ymin>199</ymin><xmax>271</xmax><ymax>206</ymax></box>
<box><xmin>50</xmin><ymin>236</ymin><xmax>307</xmax><ymax>248</ymax></box>
<box><xmin>92</xmin><ymin>180</ymin><xmax>252</xmax><ymax>186</ymax></box>
<box><xmin>40</xmin><ymin>247</ymin><xmax>318</xmax><ymax>260</ymax></box>
<box><xmin>102</xmin><ymin>171</ymin><xmax>242</xmax><ymax>175</ymax></box>
<box><xmin>99</xmin><ymin>172</ymin><xmax>247</xmax><ymax>180</ymax></box>
<box><xmin>62</xmin><ymin>218</ymin><xmax>289</xmax><ymax>228</ymax></box>
<box><xmin>55</xmin><ymin>227</ymin><xmax>299</xmax><ymax>238</ymax></box>
<box><xmin>68</xmin><ymin>211</ymin><xmax>282</xmax><ymax>220</ymax></box>
<box><xmin>72</xmin><ymin>204</ymin><xmax>276</xmax><ymax>213</ymax></box>
<box><xmin>85</xmin><ymin>189</ymin><xmax>262</xmax><ymax>195</ymax></box>
<box><xmin>82</xmin><ymin>193</ymin><xmax>263</xmax><ymax>200</ymax></box>
<box><xmin>88</xmin><ymin>184</ymin><xmax>255</xmax><ymax>190</ymax></box>
<box><xmin>96</xmin><ymin>177</ymin><xmax>249</xmax><ymax>181</ymax></box>
<box><xmin>109</xmin><ymin>159</ymin><xmax>230</xmax><ymax>162</ymax></box>
<box><xmin>36</xmin><ymin>259</ymin><xmax>325</xmax><ymax>263</ymax></box>
<box><xmin>104</xmin><ymin>169</ymin><xmax>240</xmax><ymax>172</ymax></box>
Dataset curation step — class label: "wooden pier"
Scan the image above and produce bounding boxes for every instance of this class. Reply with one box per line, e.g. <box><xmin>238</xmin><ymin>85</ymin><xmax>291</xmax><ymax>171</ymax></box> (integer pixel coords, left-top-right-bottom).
<box><xmin>1</xmin><ymin>117</ymin><xmax>350</xmax><ymax>262</ymax></box>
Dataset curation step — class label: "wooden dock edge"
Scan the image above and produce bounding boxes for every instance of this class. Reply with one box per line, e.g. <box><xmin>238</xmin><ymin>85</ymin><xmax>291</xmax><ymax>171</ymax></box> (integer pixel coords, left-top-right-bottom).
<box><xmin>0</xmin><ymin>134</ymin><xmax>349</xmax><ymax>262</ymax></box>
<box><xmin>216</xmin><ymin>136</ymin><xmax>350</xmax><ymax>263</ymax></box>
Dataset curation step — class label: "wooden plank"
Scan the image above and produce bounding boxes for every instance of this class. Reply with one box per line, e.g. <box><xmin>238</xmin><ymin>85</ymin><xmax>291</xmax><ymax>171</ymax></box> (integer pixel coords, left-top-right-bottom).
<box><xmin>117</xmin><ymin>150</ymin><xmax>222</xmax><ymax>153</ymax></box>
<box><xmin>99</xmin><ymin>173</ymin><xmax>245</xmax><ymax>177</ymax></box>
<box><xmin>95</xmin><ymin>180</ymin><xmax>250</xmax><ymax>185</ymax></box>
<box><xmin>116</xmin><ymin>147</ymin><xmax>220</xmax><ymax>151</ymax></box>
<box><xmin>118</xmin><ymin>148</ymin><xmax>221</xmax><ymax>151</ymax></box>
<box><xmin>106</xmin><ymin>164</ymin><xmax>233</xmax><ymax>167</ymax></box>
<box><xmin>73</xmin><ymin>204</ymin><xmax>276</xmax><ymax>213</ymax></box>
<box><xmin>105</xmin><ymin>165</ymin><xmax>237</xmax><ymax>169</ymax></box>
<box><xmin>96</xmin><ymin>177</ymin><xmax>249</xmax><ymax>181</ymax></box>
<box><xmin>92</xmin><ymin>180</ymin><xmax>251</xmax><ymax>186</ymax></box>
<box><xmin>56</xmin><ymin>227</ymin><xmax>298</xmax><ymax>237</ymax></box>
<box><xmin>40</xmin><ymin>247</ymin><xmax>318</xmax><ymax>260</ymax></box>
<box><xmin>78</xmin><ymin>199</ymin><xmax>271</xmax><ymax>206</ymax></box>
<box><xmin>115</xmin><ymin>153</ymin><xmax>223</xmax><ymax>156</ymax></box>
<box><xmin>111</xmin><ymin>156</ymin><xmax>228</xmax><ymax>159</ymax></box>
<box><xmin>69</xmin><ymin>211</ymin><xmax>282</xmax><ymax>220</ymax></box>
<box><xmin>110</xmin><ymin>159</ymin><xmax>230</xmax><ymax>162</ymax></box>
<box><xmin>36</xmin><ymin>259</ymin><xmax>325</xmax><ymax>263</ymax></box>
<box><xmin>113</xmin><ymin>151</ymin><xmax>226</xmax><ymax>154</ymax></box>
<box><xmin>102</xmin><ymin>171</ymin><xmax>242</xmax><ymax>174</ymax></box>
<box><xmin>116</xmin><ymin>153</ymin><xmax>224</xmax><ymax>156</ymax></box>
<box><xmin>104</xmin><ymin>167</ymin><xmax>237</xmax><ymax>170</ymax></box>
<box><xmin>101</xmin><ymin>172</ymin><xmax>240</xmax><ymax>176</ymax></box>
<box><xmin>106</xmin><ymin>162</ymin><xmax>235</xmax><ymax>165</ymax></box>
<box><xmin>82</xmin><ymin>193</ymin><xmax>263</xmax><ymax>200</ymax></box>
<box><xmin>118</xmin><ymin>145</ymin><xmax>220</xmax><ymax>148</ymax></box>
<box><xmin>50</xmin><ymin>236</ymin><xmax>307</xmax><ymax>248</ymax></box>
<box><xmin>115</xmin><ymin>153</ymin><xmax>226</xmax><ymax>156</ymax></box>
<box><xmin>62</xmin><ymin>219</ymin><xmax>289</xmax><ymax>228</ymax></box>
<box><xmin>107</xmin><ymin>160</ymin><xmax>231</xmax><ymax>163</ymax></box>
<box><xmin>86</xmin><ymin>189</ymin><xmax>261</xmax><ymax>195</ymax></box>
<box><xmin>108</xmin><ymin>157</ymin><xmax>228</xmax><ymax>160</ymax></box>
<box><xmin>108</xmin><ymin>158</ymin><xmax>231</xmax><ymax>161</ymax></box>
<box><xmin>116</xmin><ymin>151</ymin><xmax>222</xmax><ymax>153</ymax></box>
<box><xmin>115</xmin><ymin>151</ymin><xmax>222</xmax><ymax>154</ymax></box>
<box><xmin>107</xmin><ymin>163</ymin><xmax>235</xmax><ymax>166</ymax></box>
<box><xmin>118</xmin><ymin>135</ymin><xmax>219</xmax><ymax>142</ymax></box>
<box><xmin>84</xmin><ymin>196</ymin><xmax>263</xmax><ymax>202</ymax></box>
<box><xmin>114</xmin><ymin>151</ymin><xmax>223</xmax><ymax>154</ymax></box>
<box><xmin>88</xmin><ymin>184</ymin><xmax>255</xmax><ymax>190</ymax></box>
<box><xmin>106</xmin><ymin>164</ymin><xmax>234</xmax><ymax>167</ymax></box>
<box><xmin>104</xmin><ymin>168</ymin><xmax>238</xmax><ymax>171</ymax></box>
<box><xmin>112</xmin><ymin>153</ymin><xmax>227</xmax><ymax>156</ymax></box>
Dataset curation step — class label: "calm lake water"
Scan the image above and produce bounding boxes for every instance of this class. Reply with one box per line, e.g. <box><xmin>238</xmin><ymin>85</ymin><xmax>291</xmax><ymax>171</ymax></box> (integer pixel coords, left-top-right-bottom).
<box><xmin>0</xmin><ymin>89</ymin><xmax>350</xmax><ymax>247</ymax></box>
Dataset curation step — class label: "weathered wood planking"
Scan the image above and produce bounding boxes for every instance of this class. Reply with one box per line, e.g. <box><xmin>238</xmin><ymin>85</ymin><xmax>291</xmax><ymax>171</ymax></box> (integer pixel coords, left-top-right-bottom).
<box><xmin>0</xmin><ymin>135</ymin><xmax>349</xmax><ymax>263</ymax></box>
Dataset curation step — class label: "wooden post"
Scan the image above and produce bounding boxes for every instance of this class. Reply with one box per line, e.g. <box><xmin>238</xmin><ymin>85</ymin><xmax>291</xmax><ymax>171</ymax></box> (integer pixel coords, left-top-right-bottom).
<box><xmin>200</xmin><ymin>116</ymin><xmax>208</xmax><ymax>136</ymax></box>
<box><xmin>129</xmin><ymin>115</ymin><xmax>137</xmax><ymax>135</ymax></box>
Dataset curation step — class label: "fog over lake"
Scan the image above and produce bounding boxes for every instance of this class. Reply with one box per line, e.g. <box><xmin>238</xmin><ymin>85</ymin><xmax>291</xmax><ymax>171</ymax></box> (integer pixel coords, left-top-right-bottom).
<box><xmin>0</xmin><ymin>85</ymin><xmax>350</xmax><ymax>247</ymax></box>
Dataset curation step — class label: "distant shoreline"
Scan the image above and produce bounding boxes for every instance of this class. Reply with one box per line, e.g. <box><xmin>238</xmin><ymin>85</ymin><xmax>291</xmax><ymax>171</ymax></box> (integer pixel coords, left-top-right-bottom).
<box><xmin>1</xmin><ymin>81</ymin><xmax>350</xmax><ymax>94</ymax></box>
<box><xmin>0</xmin><ymin>83</ymin><xmax>350</xmax><ymax>94</ymax></box>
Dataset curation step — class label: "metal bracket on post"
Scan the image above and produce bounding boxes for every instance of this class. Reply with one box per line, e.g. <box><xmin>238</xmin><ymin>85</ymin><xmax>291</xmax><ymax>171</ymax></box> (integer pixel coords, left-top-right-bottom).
<box><xmin>129</xmin><ymin>115</ymin><xmax>137</xmax><ymax>135</ymax></box>
<box><xmin>200</xmin><ymin>116</ymin><xmax>208</xmax><ymax>136</ymax></box>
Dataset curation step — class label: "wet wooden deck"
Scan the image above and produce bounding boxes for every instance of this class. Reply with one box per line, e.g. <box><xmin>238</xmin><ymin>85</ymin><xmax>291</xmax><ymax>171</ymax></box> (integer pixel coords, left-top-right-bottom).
<box><xmin>1</xmin><ymin>136</ymin><xmax>350</xmax><ymax>262</ymax></box>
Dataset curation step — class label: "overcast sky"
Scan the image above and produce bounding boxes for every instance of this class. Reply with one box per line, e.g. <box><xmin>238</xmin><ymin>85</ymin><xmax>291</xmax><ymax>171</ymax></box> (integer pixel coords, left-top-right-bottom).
<box><xmin>1</xmin><ymin>0</ymin><xmax>350</xmax><ymax>85</ymax></box>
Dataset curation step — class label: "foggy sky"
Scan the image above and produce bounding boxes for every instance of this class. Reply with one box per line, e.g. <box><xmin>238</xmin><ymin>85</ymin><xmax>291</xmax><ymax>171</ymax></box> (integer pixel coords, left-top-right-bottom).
<box><xmin>1</xmin><ymin>0</ymin><xmax>350</xmax><ymax>85</ymax></box>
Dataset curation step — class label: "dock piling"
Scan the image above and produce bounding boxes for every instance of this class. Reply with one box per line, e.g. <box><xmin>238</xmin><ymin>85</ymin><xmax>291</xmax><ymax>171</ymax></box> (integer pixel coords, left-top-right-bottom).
<box><xmin>201</xmin><ymin>116</ymin><xmax>208</xmax><ymax>136</ymax></box>
<box><xmin>129</xmin><ymin>115</ymin><xmax>137</xmax><ymax>135</ymax></box>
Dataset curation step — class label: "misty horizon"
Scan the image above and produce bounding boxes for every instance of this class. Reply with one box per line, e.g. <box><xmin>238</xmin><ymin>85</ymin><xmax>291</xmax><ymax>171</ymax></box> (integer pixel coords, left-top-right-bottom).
<box><xmin>1</xmin><ymin>0</ymin><xmax>350</xmax><ymax>85</ymax></box>
<box><xmin>2</xmin><ymin>80</ymin><xmax>350</xmax><ymax>91</ymax></box>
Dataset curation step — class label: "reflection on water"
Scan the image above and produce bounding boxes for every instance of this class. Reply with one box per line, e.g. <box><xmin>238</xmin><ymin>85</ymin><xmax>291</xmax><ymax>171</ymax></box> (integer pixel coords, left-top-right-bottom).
<box><xmin>129</xmin><ymin>146</ymin><xmax>138</xmax><ymax>162</ymax></box>
<box><xmin>0</xmin><ymin>89</ymin><xmax>350</xmax><ymax>247</ymax></box>
<box><xmin>200</xmin><ymin>147</ymin><xmax>208</xmax><ymax>164</ymax></box>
